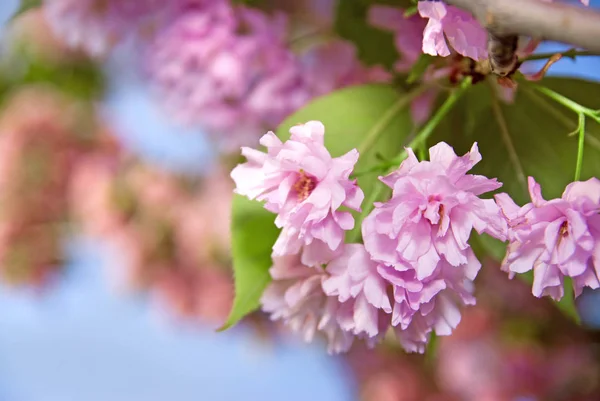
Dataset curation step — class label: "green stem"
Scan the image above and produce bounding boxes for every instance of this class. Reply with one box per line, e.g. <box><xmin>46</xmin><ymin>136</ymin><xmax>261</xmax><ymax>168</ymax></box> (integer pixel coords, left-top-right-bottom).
<box><xmin>532</xmin><ymin>84</ymin><xmax>600</xmax><ymax>123</ymax></box>
<box><xmin>490</xmin><ymin>88</ymin><xmax>526</xmax><ymax>187</ymax></box>
<box><xmin>389</xmin><ymin>77</ymin><xmax>473</xmax><ymax>165</ymax></box>
<box><xmin>575</xmin><ymin>113</ymin><xmax>586</xmax><ymax>181</ymax></box>
<box><xmin>523</xmin><ymin>49</ymin><xmax>600</xmax><ymax>62</ymax></box>
<box><xmin>357</xmin><ymin>84</ymin><xmax>431</xmax><ymax>156</ymax></box>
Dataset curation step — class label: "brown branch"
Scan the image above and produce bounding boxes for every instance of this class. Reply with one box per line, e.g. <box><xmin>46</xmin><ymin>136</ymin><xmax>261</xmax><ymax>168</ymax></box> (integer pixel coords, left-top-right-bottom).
<box><xmin>443</xmin><ymin>0</ymin><xmax>600</xmax><ymax>52</ymax></box>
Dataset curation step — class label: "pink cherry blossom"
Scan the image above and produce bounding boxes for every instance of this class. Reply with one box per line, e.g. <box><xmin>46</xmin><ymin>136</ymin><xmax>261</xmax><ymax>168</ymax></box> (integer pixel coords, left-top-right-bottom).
<box><xmin>391</xmin><ymin>254</ymin><xmax>480</xmax><ymax>353</ymax></box>
<box><xmin>418</xmin><ymin>1</ymin><xmax>488</xmax><ymax>61</ymax></box>
<box><xmin>363</xmin><ymin>142</ymin><xmax>506</xmax><ymax>280</ymax></box>
<box><xmin>231</xmin><ymin>121</ymin><xmax>364</xmax><ymax>265</ymax></box>
<box><xmin>322</xmin><ymin>244</ymin><xmax>391</xmax><ymax>344</ymax></box>
<box><xmin>495</xmin><ymin>177</ymin><xmax>600</xmax><ymax>300</ymax></box>
<box><xmin>261</xmin><ymin>253</ymin><xmax>356</xmax><ymax>354</ymax></box>
<box><xmin>320</xmin><ymin>243</ymin><xmax>480</xmax><ymax>354</ymax></box>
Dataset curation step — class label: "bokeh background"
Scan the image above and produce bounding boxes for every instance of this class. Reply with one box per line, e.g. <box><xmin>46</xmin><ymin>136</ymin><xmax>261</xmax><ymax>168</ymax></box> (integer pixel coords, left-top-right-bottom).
<box><xmin>0</xmin><ymin>1</ymin><xmax>599</xmax><ymax>401</ymax></box>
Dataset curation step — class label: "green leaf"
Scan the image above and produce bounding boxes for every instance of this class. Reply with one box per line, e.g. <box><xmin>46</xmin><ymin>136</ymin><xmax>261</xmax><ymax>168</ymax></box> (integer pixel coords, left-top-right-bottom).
<box><xmin>430</xmin><ymin>77</ymin><xmax>600</xmax><ymax>322</ymax></box>
<box><xmin>12</xmin><ymin>0</ymin><xmax>41</xmax><ymax>20</ymax></box>
<box><xmin>277</xmin><ymin>84</ymin><xmax>414</xmax><ymax>240</ymax></box>
<box><xmin>219</xmin><ymin>195</ymin><xmax>279</xmax><ymax>331</ymax></box>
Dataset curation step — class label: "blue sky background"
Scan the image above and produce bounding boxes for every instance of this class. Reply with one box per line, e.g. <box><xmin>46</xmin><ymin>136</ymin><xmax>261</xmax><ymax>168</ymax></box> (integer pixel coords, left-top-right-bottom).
<box><xmin>0</xmin><ymin>1</ymin><xmax>599</xmax><ymax>400</ymax></box>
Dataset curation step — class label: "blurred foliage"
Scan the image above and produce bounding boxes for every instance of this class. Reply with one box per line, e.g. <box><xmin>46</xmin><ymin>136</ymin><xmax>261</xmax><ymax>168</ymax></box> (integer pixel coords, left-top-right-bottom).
<box><xmin>11</xmin><ymin>0</ymin><xmax>42</xmax><ymax>20</ymax></box>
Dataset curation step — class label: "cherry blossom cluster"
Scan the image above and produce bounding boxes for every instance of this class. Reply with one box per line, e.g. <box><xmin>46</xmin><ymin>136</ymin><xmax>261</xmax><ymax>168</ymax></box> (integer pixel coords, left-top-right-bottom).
<box><xmin>231</xmin><ymin>121</ymin><xmax>600</xmax><ymax>353</ymax></box>
<box><xmin>0</xmin><ymin>85</ymin><xmax>116</xmax><ymax>286</ymax></box>
<box><xmin>43</xmin><ymin>0</ymin><xmax>175</xmax><ymax>57</ymax></box>
<box><xmin>70</xmin><ymin>158</ymin><xmax>234</xmax><ymax>325</ymax></box>
<box><xmin>146</xmin><ymin>0</ymin><xmax>389</xmax><ymax>149</ymax></box>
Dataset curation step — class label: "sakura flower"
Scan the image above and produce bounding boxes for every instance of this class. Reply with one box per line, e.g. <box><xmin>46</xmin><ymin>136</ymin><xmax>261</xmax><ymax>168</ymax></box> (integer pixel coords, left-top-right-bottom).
<box><xmin>418</xmin><ymin>1</ymin><xmax>488</xmax><ymax>61</ymax></box>
<box><xmin>495</xmin><ymin>177</ymin><xmax>600</xmax><ymax>300</ymax></box>
<box><xmin>231</xmin><ymin>121</ymin><xmax>364</xmax><ymax>265</ymax></box>
<box><xmin>261</xmin><ymin>253</ymin><xmax>355</xmax><ymax>354</ymax></box>
<box><xmin>391</xmin><ymin>254</ymin><xmax>479</xmax><ymax>353</ymax></box>
<box><xmin>363</xmin><ymin>142</ymin><xmax>506</xmax><ymax>280</ymax></box>
<box><xmin>322</xmin><ymin>244</ymin><xmax>391</xmax><ymax>344</ymax></box>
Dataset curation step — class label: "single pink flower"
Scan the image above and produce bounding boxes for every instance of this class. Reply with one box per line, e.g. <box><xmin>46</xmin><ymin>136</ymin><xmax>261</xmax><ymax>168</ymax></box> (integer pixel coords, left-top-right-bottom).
<box><xmin>363</xmin><ymin>142</ymin><xmax>506</xmax><ymax>280</ymax></box>
<box><xmin>418</xmin><ymin>1</ymin><xmax>488</xmax><ymax>61</ymax></box>
<box><xmin>231</xmin><ymin>121</ymin><xmax>364</xmax><ymax>265</ymax></box>
<box><xmin>495</xmin><ymin>177</ymin><xmax>600</xmax><ymax>300</ymax></box>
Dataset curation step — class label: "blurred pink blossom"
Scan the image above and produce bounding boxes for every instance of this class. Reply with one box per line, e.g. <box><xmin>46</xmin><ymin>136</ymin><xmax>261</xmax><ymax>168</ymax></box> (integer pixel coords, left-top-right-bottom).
<box><xmin>43</xmin><ymin>0</ymin><xmax>169</xmax><ymax>56</ymax></box>
<box><xmin>147</xmin><ymin>0</ymin><xmax>311</xmax><ymax>149</ymax></box>
<box><xmin>299</xmin><ymin>39</ymin><xmax>391</xmax><ymax>98</ymax></box>
<box><xmin>368</xmin><ymin>6</ymin><xmax>427</xmax><ymax>72</ymax></box>
<box><xmin>0</xmin><ymin>86</ymin><xmax>107</xmax><ymax>286</ymax></box>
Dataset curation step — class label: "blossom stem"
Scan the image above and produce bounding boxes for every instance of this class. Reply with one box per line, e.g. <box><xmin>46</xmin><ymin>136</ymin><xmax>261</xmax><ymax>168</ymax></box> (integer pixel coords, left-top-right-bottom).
<box><xmin>389</xmin><ymin>77</ymin><xmax>473</xmax><ymax>165</ymax></box>
<box><xmin>490</xmin><ymin>89</ymin><xmax>526</xmax><ymax>187</ymax></box>
<box><xmin>575</xmin><ymin>113</ymin><xmax>586</xmax><ymax>181</ymax></box>
<box><xmin>521</xmin><ymin>86</ymin><xmax>600</xmax><ymax>153</ymax></box>
<box><xmin>523</xmin><ymin>49</ymin><xmax>600</xmax><ymax>62</ymax></box>
<box><xmin>357</xmin><ymin>84</ymin><xmax>431</xmax><ymax>156</ymax></box>
<box><xmin>529</xmin><ymin>83</ymin><xmax>597</xmax><ymax>181</ymax></box>
<box><xmin>531</xmin><ymin>84</ymin><xmax>600</xmax><ymax>123</ymax></box>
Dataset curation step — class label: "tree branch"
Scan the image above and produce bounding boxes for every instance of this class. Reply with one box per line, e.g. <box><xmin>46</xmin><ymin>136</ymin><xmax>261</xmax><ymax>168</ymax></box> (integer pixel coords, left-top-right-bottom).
<box><xmin>443</xmin><ymin>0</ymin><xmax>600</xmax><ymax>52</ymax></box>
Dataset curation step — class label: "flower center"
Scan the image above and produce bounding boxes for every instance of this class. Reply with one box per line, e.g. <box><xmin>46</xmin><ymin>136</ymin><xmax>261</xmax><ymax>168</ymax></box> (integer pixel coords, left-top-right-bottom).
<box><xmin>559</xmin><ymin>221</ymin><xmax>569</xmax><ymax>237</ymax></box>
<box><xmin>293</xmin><ymin>170</ymin><xmax>317</xmax><ymax>202</ymax></box>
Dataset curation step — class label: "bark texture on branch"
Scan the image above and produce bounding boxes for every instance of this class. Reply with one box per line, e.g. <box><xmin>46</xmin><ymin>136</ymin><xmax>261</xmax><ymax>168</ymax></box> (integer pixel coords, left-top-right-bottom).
<box><xmin>443</xmin><ymin>0</ymin><xmax>600</xmax><ymax>52</ymax></box>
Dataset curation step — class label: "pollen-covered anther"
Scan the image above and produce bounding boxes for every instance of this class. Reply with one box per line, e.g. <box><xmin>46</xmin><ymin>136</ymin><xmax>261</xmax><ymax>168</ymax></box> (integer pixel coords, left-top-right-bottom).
<box><xmin>293</xmin><ymin>170</ymin><xmax>317</xmax><ymax>202</ymax></box>
<box><xmin>559</xmin><ymin>221</ymin><xmax>569</xmax><ymax>237</ymax></box>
